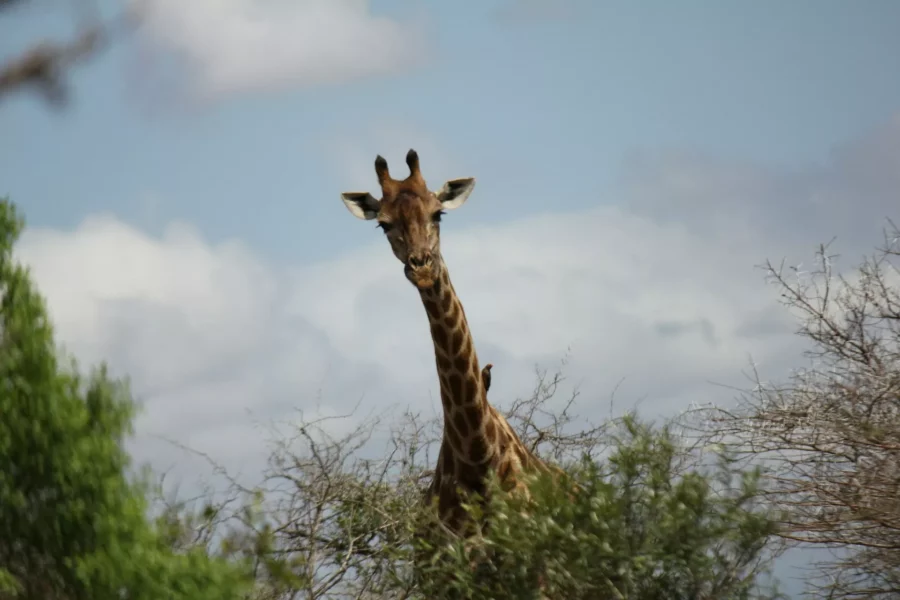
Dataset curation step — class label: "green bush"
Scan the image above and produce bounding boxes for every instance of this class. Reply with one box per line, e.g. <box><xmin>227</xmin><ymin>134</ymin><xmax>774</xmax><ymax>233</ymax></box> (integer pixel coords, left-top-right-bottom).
<box><xmin>412</xmin><ymin>416</ymin><xmax>784</xmax><ymax>600</ymax></box>
<box><xmin>0</xmin><ymin>198</ymin><xmax>252</xmax><ymax>599</ymax></box>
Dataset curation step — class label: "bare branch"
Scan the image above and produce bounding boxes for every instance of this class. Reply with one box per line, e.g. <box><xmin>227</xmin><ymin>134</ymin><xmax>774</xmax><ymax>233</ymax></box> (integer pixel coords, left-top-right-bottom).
<box><xmin>684</xmin><ymin>219</ymin><xmax>900</xmax><ymax>599</ymax></box>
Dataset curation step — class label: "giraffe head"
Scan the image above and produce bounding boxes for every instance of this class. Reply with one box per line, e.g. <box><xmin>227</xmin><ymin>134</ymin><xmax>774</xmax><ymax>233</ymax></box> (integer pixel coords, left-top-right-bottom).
<box><xmin>340</xmin><ymin>149</ymin><xmax>476</xmax><ymax>290</ymax></box>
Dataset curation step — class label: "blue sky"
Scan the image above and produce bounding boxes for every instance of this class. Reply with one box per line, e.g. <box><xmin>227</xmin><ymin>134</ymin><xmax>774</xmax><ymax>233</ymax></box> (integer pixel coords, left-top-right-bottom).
<box><xmin>3</xmin><ymin>0</ymin><xmax>900</xmax><ymax>263</ymax></box>
<box><xmin>3</xmin><ymin>1</ymin><xmax>900</xmax><ymax>595</ymax></box>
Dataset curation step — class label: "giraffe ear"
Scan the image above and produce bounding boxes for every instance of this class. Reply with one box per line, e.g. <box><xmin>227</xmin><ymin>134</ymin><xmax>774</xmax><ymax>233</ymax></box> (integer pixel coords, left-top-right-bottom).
<box><xmin>435</xmin><ymin>178</ymin><xmax>475</xmax><ymax>210</ymax></box>
<box><xmin>341</xmin><ymin>192</ymin><xmax>380</xmax><ymax>220</ymax></box>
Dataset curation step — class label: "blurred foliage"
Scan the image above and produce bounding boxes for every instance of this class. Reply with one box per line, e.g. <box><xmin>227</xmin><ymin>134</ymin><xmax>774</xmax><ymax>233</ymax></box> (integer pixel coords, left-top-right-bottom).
<box><xmin>0</xmin><ymin>198</ymin><xmax>252</xmax><ymax>599</ymax></box>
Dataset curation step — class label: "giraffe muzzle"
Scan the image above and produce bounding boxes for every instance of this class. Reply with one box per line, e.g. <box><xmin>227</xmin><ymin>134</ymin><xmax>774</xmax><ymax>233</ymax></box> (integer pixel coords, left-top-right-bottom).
<box><xmin>405</xmin><ymin>256</ymin><xmax>437</xmax><ymax>289</ymax></box>
<box><xmin>408</xmin><ymin>253</ymin><xmax>432</xmax><ymax>268</ymax></box>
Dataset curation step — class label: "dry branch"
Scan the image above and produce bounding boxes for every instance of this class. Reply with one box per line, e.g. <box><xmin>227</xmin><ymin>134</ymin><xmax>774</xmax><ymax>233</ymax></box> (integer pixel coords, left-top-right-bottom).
<box><xmin>684</xmin><ymin>221</ymin><xmax>900</xmax><ymax>599</ymax></box>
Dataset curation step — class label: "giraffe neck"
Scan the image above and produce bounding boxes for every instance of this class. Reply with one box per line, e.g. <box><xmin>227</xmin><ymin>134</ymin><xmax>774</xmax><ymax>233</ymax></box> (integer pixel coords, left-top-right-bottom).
<box><xmin>418</xmin><ymin>259</ymin><xmax>494</xmax><ymax>465</ymax></box>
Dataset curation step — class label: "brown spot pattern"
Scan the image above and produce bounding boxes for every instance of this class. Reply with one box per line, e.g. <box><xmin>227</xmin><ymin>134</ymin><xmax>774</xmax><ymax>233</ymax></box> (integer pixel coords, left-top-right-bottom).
<box><xmin>497</xmin><ymin>431</ymin><xmax>509</xmax><ymax>453</ymax></box>
<box><xmin>449</xmin><ymin>373</ymin><xmax>462</xmax><ymax>398</ymax></box>
<box><xmin>442</xmin><ymin>448</ymin><xmax>454</xmax><ymax>473</ymax></box>
<box><xmin>453</xmin><ymin>411</ymin><xmax>468</xmax><ymax>437</ymax></box>
<box><xmin>445</xmin><ymin>301</ymin><xmax>459</xmax><ymax>326</ymax></box>
<box><xmin>469</xmin><ymin>437</ymin><xmax>489</xmax><ymax>463</ymax></box>
<box><xmin>431</xmin><ymin>323</ymin><xmax>448</xmax><ymax>348</ymax></box>
<box><xmin>445</xmin><ymin>421</ymin><xmax>462</xmax><ymax>449</ymax></box>
<box><xmin>464</xmin><ymin>377</ymin><xmax>478</xmax><ymax>404</ymax></box>
<box><xmin>451</xmin><ymin>330</ymin><xmax>463</xmax><ymax>354</ymax></box>
<box><xmin>439</xmin><ymin>485</ymin><xmax>452</xmax><ymax>509</ymax></box>
<box><xmin>464</xmin><ymin>404</ymin><xmax>482</xmax><ymax>430</ymax></box>
<box><xmin>515</xmin><ymin>445</ymin><xmax>528</xmax><ymax>464</ymax></box>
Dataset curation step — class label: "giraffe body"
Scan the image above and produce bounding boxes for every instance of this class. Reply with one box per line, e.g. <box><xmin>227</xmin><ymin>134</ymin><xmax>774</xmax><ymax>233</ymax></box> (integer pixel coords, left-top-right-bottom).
<box><xmin>340</xmin><ymin>150</ymin><xmax>549</xmax><ymax>536</ymax></box>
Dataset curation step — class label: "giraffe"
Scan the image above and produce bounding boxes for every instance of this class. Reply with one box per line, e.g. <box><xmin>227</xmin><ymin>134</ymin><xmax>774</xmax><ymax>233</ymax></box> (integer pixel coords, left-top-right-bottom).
<box><xmin>339</xmin><ymin>149</ymin><xmax>552</xmax><ymax>537</ymax></box>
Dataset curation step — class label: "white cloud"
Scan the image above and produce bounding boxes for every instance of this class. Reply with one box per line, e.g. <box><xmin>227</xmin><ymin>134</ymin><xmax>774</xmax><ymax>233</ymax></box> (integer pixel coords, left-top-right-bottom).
<box><xmin>287</xmin><ymin>205</ymin><xmax>795</xmax><ymax>411</ymax></box>
<box><xmin>135</xmin><ymin>0</ymin><xmax>429</xmax><ymax>99</ymax></box>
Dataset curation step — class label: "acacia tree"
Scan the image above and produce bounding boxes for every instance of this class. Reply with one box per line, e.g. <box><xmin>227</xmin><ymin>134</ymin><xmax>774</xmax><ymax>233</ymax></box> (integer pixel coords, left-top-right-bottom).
<box><xmin>0</xmin><ymin>198</ymin><xmax>252</xmax><ymax>599</ymax></box>
<box><xmin>688</xmin><ymin>222</ymin><xmax>900</xmax><ymax>599</ymax></box>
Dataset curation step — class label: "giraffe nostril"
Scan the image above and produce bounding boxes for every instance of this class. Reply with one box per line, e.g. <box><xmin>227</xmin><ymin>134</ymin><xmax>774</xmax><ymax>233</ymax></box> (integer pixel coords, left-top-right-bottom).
<box><xmin>409</xmin><ymin>253</ymin><xmax>432</xmax><ymax>268</ymax></box>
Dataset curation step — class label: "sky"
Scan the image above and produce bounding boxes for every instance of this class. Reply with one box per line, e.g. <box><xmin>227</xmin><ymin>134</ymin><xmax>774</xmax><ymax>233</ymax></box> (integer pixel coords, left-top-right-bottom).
<box><xmin>2</xmin><ymin>0</ymin><xmax>900</xmax><ymax>595</ymax></box>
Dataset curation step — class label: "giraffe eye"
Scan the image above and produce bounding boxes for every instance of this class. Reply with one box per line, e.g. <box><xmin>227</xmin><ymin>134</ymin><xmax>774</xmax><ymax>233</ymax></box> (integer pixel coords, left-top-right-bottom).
<box><xmin>432</xmin><ymin>210</ymin><xmax>445</xmax><ymax>223</ymax></box>
<box><xmin>377</xmin><ymin>222</ymin><xmax>394</xmax><ymax>233</ymax></box>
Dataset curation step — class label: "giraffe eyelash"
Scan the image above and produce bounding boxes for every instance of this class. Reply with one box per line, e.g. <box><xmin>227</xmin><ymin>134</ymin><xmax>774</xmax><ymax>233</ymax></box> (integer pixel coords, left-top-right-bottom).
<box><xmin>432</xmin><ymin>210</ymin><xmax>446</xmax><ymax>223</ymax></box>
<box><xmin>377</xmin><ymin>222</ymin><xmax>394</xmax><ymax>233</ymax></box>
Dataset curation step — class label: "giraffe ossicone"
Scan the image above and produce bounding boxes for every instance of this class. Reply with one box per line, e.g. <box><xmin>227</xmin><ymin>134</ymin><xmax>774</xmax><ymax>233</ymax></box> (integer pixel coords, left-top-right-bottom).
<box><xmin>339</xmin><ymin>150</ymin><xmax>552</xmax><ymax>536</ymax></box>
